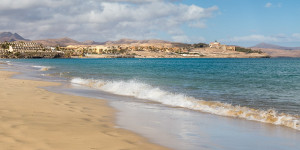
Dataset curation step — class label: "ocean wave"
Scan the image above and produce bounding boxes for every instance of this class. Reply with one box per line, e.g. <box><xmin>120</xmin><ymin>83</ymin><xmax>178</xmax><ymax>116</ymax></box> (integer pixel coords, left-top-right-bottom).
<box><xmin>32</xmin><ymin>65</ymin><xmax>53</xmax><ymax>71</ymax></box>
<box><xmin>71</xmin><ymin>77</ymin><xmax>300</xmax><ymax>131</ymax></box>
<box><xmin>0</xmin><ymin>61</ymin><xmax>11</xmax><ymax>65</ymax></box>
<box><xmin>44</xmin><ymin>72</ymin><xmax>70</xmax><ymax>77</ymax></box>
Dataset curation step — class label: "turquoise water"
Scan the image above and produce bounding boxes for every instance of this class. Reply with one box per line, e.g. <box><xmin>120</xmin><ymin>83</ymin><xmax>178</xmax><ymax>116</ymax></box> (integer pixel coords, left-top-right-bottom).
<box><xmin>2</xmin><ymin>58</ymin><xmax>300</xmax><ymax>150</ymax></box>
<box><xmin>6</xmin><ymin>58</ymin><xmax>300</xmax><ymax>115</ymax></box>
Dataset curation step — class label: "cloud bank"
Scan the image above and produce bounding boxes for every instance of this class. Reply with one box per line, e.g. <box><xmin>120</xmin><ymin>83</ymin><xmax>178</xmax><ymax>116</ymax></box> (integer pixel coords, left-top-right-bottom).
<box><xmin>0</xmin><ymin>0</ymin><xmax>218</xmax><ymax>42</ymax></box>
<box><xmin>265</xmin><ymin>2</ymin><xmax>272</xmax><ymax>8</ymax></box>
<box><xmin>220</xmin><ymin>33</ymin><xmax>300</xmax><ymax>46</ymax></box>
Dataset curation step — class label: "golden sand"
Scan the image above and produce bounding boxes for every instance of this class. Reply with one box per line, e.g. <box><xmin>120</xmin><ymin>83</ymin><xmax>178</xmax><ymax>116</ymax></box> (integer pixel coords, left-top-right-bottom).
<box><xmin>0</xmin><ymin>71</ymin><xmax>167</xmax><ymax>150</ymax></box>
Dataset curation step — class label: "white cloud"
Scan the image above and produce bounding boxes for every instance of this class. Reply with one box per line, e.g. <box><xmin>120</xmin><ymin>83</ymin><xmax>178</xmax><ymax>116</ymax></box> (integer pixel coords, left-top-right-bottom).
<box><xmin>292</xmin><ymin>33</ymin><xmax>300</xmax><ymax>39</ymax></box>
<box><xmin>106</xmin><ymin>0</ymin><xmax>181</xmax><ymax>3</ymax></box>
<box><xmin>265</xmin><ymin>2</ymin><xmax>282</xmax><ymax>8</ymax></box>
<box><xmin>0</xmin><ymin>0</ymin><xmax>218</xmax><ymax>42</ymax></box>
<box><xmin>277</xmin><ymin>3</ymin><xmax>282</xmax><ymax>8</ymax></box>
<box><xmin>189</xmin><ymin>21</ymin><xmax>206</xmax><ymax>28</ymax></box>
<box><xmin>172</xmin><ymin>35</ymin><xmax>191</xmax><ymax>43</ymax></box>
<box><xmin>225</xmin><ymin>34</ymin><xmax>279</xmax><ymax>42</ymax></box>
<box><xmin>265</xmin><ymin>2</ymin><xmax>272</xmax><ymax>8</ymax></box>
<box><xmin>220</xmin><ymin>34</ymin><xmax>300</xmax><ymax>43</ymax></box>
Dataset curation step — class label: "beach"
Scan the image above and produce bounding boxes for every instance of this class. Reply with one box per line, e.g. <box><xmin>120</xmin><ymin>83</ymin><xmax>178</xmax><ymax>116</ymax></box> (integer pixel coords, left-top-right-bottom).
<box><xmin>0</xmin><ymin>70</ymin><xmax>166</xmax><ymax>150</ymax></box>
<box><xmin>1</xmin><ymin>58</ymin><xmax>300</xmax><ymax>150</ymax></box>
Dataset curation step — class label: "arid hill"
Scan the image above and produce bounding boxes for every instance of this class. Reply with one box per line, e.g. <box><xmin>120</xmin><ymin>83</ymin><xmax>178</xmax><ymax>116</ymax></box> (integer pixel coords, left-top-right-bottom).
<box><xmin>33</xmin><ymin>37</ymin><xmax>188</xmax><ymax>47</ymax></box>
<box><xmin>251</xmin><ymin>43</ymin><xmax>300</xmax><ymax>57</ymax></box>
<box><xmin>0</xmin><ymin>32</ymin><xmax>29</xmax><ymax>42</ymax></box>
<box><xmin>0</xmin><ymin>32</ymin><xmax>188</xmax><ymax>47</ymax></box>
<box><xmin>82</xmin><ymin>40</ymin><xmax>104</xmax><ymax>45</ymax></box>
<box><xmin>252</xmin><ymin>43</ymin><xmax>300</xmax><ymax>50</ymax></box>
<box><xmin>104</xmin><ymin>38</ymin><xmax>189</xmax><ymax>47</ymax></box>
<box><xmin>105</xmin><ymin>39</ymin><xmax>170</xmax><ymax>45</ymax></box>
<box><xmin>252</xmin><ymin>48</ymin><xmax>300</xmax><ymax>58</ymax></box>
<box><xmin>33</xmin><ymin>37</ymin><xmax>82</xmax><ymax>47</ymax></box>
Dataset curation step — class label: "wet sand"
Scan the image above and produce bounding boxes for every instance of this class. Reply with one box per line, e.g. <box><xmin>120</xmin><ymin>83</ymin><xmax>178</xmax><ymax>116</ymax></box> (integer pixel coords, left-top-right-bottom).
<box><xmin>0</xmin><ymin>71</ymin><xmax>167</xmax><ymax>150</ymax></box>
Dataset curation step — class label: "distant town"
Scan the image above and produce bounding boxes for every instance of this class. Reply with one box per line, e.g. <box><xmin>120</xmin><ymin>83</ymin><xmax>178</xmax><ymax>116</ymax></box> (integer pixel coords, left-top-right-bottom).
<box><xmin>0</xmin><ymin>40</ymin><xmax>270</xmax><ymax>59</ymax></box>
<box><xmin>0</xmin><ymin>32</ymin><xmax>272</xmax><ymax>59</ymax></box>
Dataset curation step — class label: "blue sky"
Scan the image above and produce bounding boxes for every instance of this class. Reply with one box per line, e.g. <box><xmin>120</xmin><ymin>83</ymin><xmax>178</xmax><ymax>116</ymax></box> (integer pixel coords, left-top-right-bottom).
<box><xmin>179</xmin><ymin>0</ymin><xmax>300</xmax><ymax>46</ymax></box>
<box><xmin>0</xmin><ymin>0</ymin><xmax>299</xmax><ymax>47</ymax></box>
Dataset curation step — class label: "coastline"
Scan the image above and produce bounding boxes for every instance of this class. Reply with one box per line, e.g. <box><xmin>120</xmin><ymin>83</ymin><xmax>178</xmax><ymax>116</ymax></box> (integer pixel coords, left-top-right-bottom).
<box><xmin>70</xmin><ymin>52</ymin><xmax>269</xmax><ymax>59</ymax></box>
<box><xmin>1</xmin><ymin>59</ymin><xmax>300</xmax><ymax>150</ymax></box>
<box><xmin>0</xmin><ymin>70</ymin><xmax>167</xmax><ymax>150</ymax></box>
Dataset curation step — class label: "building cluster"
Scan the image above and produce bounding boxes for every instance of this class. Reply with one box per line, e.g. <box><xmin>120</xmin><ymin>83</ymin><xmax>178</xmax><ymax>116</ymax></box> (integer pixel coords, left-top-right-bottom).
<box><xmin>209</xmin><ymin>42</ymin><xmax>236</xmax><ymax>51</ymax></box>
<box><xmin>60</xmin><ymin>42</ymin><xmax>235</xmax><ymax>57</ymax></box>
<box><xmin>60</xmin><ymin>45</ymin><xmax>190</xmax><ymax>56</ymax></box>
<box><xmin>0</xmin><ymin>41</ymin><xmax>53</xmax><ymax>53</ymax></box>
<box><xmin>0</xmin><ymin>41</ymin><xmax>237</xmax><ymax>58</ymax></box>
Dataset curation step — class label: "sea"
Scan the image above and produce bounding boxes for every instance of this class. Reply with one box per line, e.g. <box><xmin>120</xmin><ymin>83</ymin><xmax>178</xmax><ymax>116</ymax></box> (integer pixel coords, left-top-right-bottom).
<box><xmin>1</xmin><ymin>58</ymin><xmax>300</xmax><ymax>150</ymax></box>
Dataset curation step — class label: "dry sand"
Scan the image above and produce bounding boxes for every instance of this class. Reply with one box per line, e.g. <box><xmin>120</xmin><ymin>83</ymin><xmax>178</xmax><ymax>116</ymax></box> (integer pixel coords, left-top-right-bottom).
<box><xmin>0</xmin><ymin>71</ymin><xmax>167</xmax><ymax>150</ymax></box>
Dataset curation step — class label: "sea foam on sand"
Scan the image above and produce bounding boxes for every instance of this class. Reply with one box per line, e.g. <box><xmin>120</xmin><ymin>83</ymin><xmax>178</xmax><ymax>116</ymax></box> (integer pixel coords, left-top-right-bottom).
<box><xmin>32</xmin><ymin>65</ymin><xmax>53</xmax><ymax>71</ymax></box>
<box><xmin>71</xmin><ymin>77</ymin><xmax>300</xmax><ymax>131</ymax></box>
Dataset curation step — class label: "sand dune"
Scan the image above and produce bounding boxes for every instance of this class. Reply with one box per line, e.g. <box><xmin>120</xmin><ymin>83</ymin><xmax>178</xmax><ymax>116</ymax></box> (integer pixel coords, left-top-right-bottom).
<box><xmin>0</xmin><ymin>71</ymin><xmax>166</xmax><ymax>150</ymax></box>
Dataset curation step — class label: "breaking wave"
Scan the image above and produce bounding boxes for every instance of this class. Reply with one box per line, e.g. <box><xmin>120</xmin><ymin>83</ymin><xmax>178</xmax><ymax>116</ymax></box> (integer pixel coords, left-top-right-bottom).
<box><xmin>0</xmin><ymin>61</ymin><xmax>11</xmax><ymax>65</ymax></box>
<box><xmin>32</xmin><ymin>65</ymin><xmax>53</xmax><ymax>71</ymax></box>
<box><xmin>71</xmin><ymin>77</ymin><xmax>300</xmax><ymax>131</ymax></box>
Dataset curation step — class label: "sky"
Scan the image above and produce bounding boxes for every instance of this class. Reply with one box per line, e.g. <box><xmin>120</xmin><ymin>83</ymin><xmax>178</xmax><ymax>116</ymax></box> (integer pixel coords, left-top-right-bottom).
<box><xmin>0</xmin><ymin>0</ymin><xmax>299</xmax><ymax>47</ymax></box>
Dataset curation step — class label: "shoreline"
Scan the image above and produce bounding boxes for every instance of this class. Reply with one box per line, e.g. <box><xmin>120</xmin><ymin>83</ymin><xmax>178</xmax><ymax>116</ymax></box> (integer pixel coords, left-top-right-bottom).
<box><xmin>1</xmin><ymin>59</ymin><xmax>300</xmax><ymax>150</ymax></box>
<box><xmin>0</xmin><ymin>70</ymin><xmax>167</xmax><ymax>150</ymax></box>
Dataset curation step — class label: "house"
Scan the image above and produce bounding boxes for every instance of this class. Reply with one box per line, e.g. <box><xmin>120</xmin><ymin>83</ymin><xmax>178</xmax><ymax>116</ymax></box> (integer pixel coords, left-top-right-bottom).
<box><xmin>209</xmin><ymin>41</ymin><xmax>236</xmax><ymax>51</ymax></box>
<box><xmin>45</xmin><ymin>46</ymin><xmax>57</xmax><ymax>52</ymax></box>
<box><xmin>209</xmin><ymin>41</ymin><xmax>221</xmax><ymax>49</ymax></box>
<box><xmin>8</xmin><ymin>46</ymin><xmax>13</xmax><ymax>52</ymax></box>
<box><xmin>226</xmin><ymin>46</ymin><xmax>236</xmax><ymax>51</ymax></box>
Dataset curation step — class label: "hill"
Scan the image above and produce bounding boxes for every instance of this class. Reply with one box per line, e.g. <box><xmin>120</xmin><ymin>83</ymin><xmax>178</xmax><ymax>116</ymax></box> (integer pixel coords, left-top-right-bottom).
<box><xmin>104</xmin><ymin>38</ymin><xmax>189</xmax><ymax>47</ymax></box>
<box><xmin>82</xmin><ymin>40</ymin><xmax>105</xmax><ymax>45</ymax></box>
<box><xmin>0</xmin><ymin>32</ymin><xmax>189</xmax><ymax>47</ymax></box>
<box><xmin>104</xmin><ymin>39</ymin><xmax>170</xmax><ymax>45</ymax></box>
<box><xmin>33</xmin><ymin>37</ymin><xmax>82</xmax><ymax>47</ymax></box>
<box><xmin>33</xmin><ymin>38</ymin><xmax>187</xmax><ymax>47</ymax></box>
<box><xmin>253</xmin><ymin>48</ymin><xmax>300</xmax><ymax>58</ymax></box>
<box><xmin>252</xmin><ymin>43</ymin><xmax>300</xmax><ymax>50</ymax></box>
<box><xmin>251</xmin><ymin>43</ymin><xmax>300</xmax><ymax>57</ymax></box>
<box><xmin>0</xmin><ymin>32</ymin><xmax>29</xmax><ymax>42</ymax></box>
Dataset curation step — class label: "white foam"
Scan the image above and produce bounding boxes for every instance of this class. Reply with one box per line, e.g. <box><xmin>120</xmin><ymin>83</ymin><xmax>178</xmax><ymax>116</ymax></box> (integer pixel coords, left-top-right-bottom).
<box><xmin>71</xmin><ymin>77</ymin><xmax>300</xmax><ymax>131</ymax></box>
<box><xmin>0</xmin><ymin>61</ymin><xmax>12</xmax><ymax>65</ymax></box>
<box><xmin>32</xmin><ymin>65</ymin><xmax>53</xmax><ymax>71</ymax></box>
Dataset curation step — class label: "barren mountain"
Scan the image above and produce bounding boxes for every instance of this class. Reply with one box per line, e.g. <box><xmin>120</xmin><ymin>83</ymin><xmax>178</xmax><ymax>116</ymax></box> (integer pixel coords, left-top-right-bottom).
<box><xmin>251</xmin><ymin>47</ymin><xmax>300</xmax><ymax>58</ymax></box>
<box><xmin>252</xmin><ymin>43</ymin><xmax>300</xmax><ymax>50</ymax></box>
<box><xmin>0</xmin><ymin>32</ymin><xmax>29</xmax><ymax>42</ymax></box>
<box><xmin>33</xmin><ymin>37</ymin><xmax>185</xmax><ymax>47</ymax></box>
<box><xmin>105</xmin><ymin>39</ymin><xmax>170</xmax><ymax>45</ymax></box>
<box><xmin>251</xmin><ymin>43</ymin><xmax>300</xmax><ymax>57</ymax></box>
<box><xmin>33</xmin><ymin>37</ymin><xmax>82</xmax><ymax>47</ymax></box>
<box><xmin>0</xmin><ymin>32</ymin><xmax>189</xmax><ymax>47</ymax></box>
<box><xmin>104</xmin><ymin>38</ymin><xmax>189</xmax><ymax>47</ymax></box>
<box><xmin>82</xmin><ymin>40</ymin><xmax>105</xmax><ymax>45</ymax></box>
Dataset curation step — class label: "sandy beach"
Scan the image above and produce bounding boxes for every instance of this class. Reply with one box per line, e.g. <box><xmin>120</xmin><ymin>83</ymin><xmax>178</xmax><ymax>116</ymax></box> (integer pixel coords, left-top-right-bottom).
<box><xmin>0</xmin><ymin>70</ymin><xmax>167</xmax><ymax>150</ymax></box>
